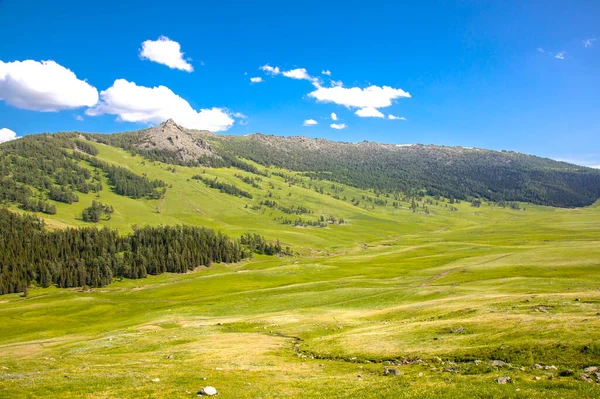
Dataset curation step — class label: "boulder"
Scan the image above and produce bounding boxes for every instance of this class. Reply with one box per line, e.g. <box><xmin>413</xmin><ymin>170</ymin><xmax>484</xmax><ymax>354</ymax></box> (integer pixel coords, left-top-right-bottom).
<box><xmin>579</xmin><ymin>373</ymin><xmax>593</xmax><ymax>383</ymax></box>
<box><xmin>559</xmin><ymin>369</ymin><xmax>574</xmax><ymax>377</ymax></box>
<box><xmin>199</xmin><ymin>386</ymin><xmax>218</xmax><ymax>396</ymax></box>
<box><xmin>496</xmin><ymin>376</ymin><xmax>511</xmax><ymax>384</ymax></box>
<box><xmin>490</xmin><ymin>360</ymin><xmax>507</xmax><ymax>367</ymax></box>
<box><xmin>583</xmin><ymin>366</ymin><xmax>598</xmax><ymax>373</ymax></box>
<box><xmin>384</xmin><ymin>367</ymin><xmax>401</xmax><ymax>376</ymax></box>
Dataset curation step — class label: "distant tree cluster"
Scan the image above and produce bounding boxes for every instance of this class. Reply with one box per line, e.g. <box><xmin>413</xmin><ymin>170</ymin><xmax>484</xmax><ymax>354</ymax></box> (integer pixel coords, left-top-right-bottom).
<box><xmin>239</xmin><ymin>233</ymin><xmax>291</xmax><ymax>256</ymax></box>
<box><xmin>0</xmin><ymin>178</ymin><xmax>56</xmax><ymax>215</ymax></box>
<box><xmin>235</xmin><ymin>173</ymin><xmax>262</xmax><ymax>189</ymax></box>
<box><xmin>77</xmin><ymin>153</ymin><xmax>166</xmax><ymax>199</ymax></box>
<box><xmin>273</xmin><ymin>215</ymin><xmax>346</xmax><ymax>228</ymax></box>
<box><xmin>192</xmin><ymin>175</ymin><xmax>253</xmax><ymax>198</ymax></box>
<box><xmin>0</xmin><ymin>134</ymin><xmax>96</xmax><ymax>211</ymax></box>
<box><xmin>82</xmin><ymin>201</ymin><xmax>114</xmax><ymax>222</ymax></box>
<box><xmin>259</xmin><ymin>200</ymin><xmax>312</xmax><ymax>215</ymax></box>
<box><xmin>0</xmin><ymin>209</ymin><xmax>288</xmax><ymax>295</ymax></box>
<box><xmin>49</xmin><ymin>185</ymin><xmax>79</xmax><ymax>204</ymax></box>
<box><xmin>74</xmin><ymin>139</ymin><xmax>99</xmax><ymax>156</ymax></box>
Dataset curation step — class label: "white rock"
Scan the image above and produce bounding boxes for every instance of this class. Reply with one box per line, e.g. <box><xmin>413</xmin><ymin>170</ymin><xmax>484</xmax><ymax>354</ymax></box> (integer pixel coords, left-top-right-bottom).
<box><xmin>200</xmin><ymin>386</ymin><xmax>217</xmax><ymax>396</ymax></box>
<box><xmin>151</xmin><ymin>378</ymin><xmax>160</xmax><ymax>382</ymax></box>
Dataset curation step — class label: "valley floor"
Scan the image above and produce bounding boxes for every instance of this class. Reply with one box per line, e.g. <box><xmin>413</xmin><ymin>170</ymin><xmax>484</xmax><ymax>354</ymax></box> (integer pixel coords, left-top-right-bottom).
<box><xmin>2</xmin><ymin>204</ymin><xmax>600</xmax><ymax>398</ymax></box>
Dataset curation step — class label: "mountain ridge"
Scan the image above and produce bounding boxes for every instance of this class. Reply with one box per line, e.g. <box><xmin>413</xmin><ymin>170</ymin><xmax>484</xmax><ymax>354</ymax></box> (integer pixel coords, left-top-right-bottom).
<box><xmin>1</xmin><ymin>120</ymin><xmax>599</xmax><ymax>208</ymax></box>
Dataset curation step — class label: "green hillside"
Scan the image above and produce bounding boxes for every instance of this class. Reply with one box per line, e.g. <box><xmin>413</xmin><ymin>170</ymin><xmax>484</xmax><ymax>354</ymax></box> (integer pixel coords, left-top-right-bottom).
<box><xmin>1</xmin><ymin>131</ymin><xmax>600</xmax><ymax>398</ymax></box>
<box><xmin>88</xmin><ymin>120</ymin><xmax>600</xmax><ymax>208</ymax></box>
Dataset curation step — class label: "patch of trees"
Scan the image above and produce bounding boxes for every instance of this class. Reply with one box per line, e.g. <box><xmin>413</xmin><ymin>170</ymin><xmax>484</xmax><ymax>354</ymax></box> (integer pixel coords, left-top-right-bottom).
<box><xmin>76</xmin><ymin>153</ymin><xmax>166</xmax><ymax>199</ymax></box>
<box><xmin>273</xmin><ymin>215</ymin><xmax>345</xmax><ymax>228</ymax></box>
<box><xmin>192</xmin><ymin>175</ymin><xmax>253</xmax><ymax>198</ymax></box>
<box><xmin>19</xmin><ymin>197</ymin><xmax>57</xmax><ymax>214</ymax></box>
<box><xmin>235</xmin><ymin>174</ymin><xmax>262</xmax><ymax>189</ymax></box>
<box><xmin>49</xmin><ymin>186</ymin><xmax>79</xmax><ymax>204</ymax></box>
<box><xmin>259</xmin><ymin>200</ymin><xmax>312</xmax><ymax>215</ymax></box>
<box><xmin>0</xmin><ymin>208</ymin><xmax>289</xmax><ymax>295</ymax></box>
<box><xmin>82</xmin><ymin>201</ymin><xmax>114</xmax><ymax>222</ymax></box>
<box><xmin>74</xmin><ymin>139</ymin><xmax>99</xmax><ymax>156</ymax></box>
<box><xmin>0</xmin><ymin>135</ymin><xmax>97</xmax><ymax>207</ymax></box>
<box><xmin>0</xmin><ymin>178</ymin><xmax>55</xmax><ymax>215</ymax></box>
<box><xmin>239</xmin><ymin>233</ymin><xmax>291</xmax><ymax>256</ymax></box>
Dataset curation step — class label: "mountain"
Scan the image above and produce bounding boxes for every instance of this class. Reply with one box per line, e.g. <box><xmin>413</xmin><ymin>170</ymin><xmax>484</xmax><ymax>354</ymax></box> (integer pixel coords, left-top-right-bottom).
<box><xmin>84</xmin><ymin>120</ymin><xmax>600</xmax><ymax>208</ymax></box>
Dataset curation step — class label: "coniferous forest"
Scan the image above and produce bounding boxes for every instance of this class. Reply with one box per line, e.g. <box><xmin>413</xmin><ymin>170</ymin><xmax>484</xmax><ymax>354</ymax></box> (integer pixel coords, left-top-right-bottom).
<box><xmin>0</xmin><ymin>209</ymin><xmax>288</xmax><ymax>295</ymax></box>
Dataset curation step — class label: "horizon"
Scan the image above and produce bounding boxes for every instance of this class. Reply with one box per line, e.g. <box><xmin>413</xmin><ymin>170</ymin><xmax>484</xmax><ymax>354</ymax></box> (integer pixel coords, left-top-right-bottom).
<box><xmin>0</xmin><ymin>0</ymin><xmax>599</xmax><ymax>168</ymax></box>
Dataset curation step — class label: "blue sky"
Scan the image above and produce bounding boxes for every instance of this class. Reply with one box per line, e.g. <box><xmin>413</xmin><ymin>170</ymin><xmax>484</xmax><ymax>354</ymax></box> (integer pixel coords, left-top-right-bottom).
<box><xmin>0</xmin><ymin>0</ymin><xmax>598</xmax><ymax>167</ymax></box>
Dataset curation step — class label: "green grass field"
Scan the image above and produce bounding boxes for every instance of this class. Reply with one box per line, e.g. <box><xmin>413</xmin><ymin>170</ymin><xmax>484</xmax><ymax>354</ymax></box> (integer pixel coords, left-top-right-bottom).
<box><xmin>1</xmin><ymin>142</ymin><xmax>600</xmax><ymax>398</ymax></box>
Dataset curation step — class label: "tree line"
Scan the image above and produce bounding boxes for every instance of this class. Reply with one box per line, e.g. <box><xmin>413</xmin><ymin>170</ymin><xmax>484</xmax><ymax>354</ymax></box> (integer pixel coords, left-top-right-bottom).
<box><xmin>191</xmin><ymin>175</ymin><xmax>253</xmax><ymax>198</ymax></box>
<box><xmin>0</xmin><ymin>208</ymin><xmax>289</xmax><ymax>295</ymax></box>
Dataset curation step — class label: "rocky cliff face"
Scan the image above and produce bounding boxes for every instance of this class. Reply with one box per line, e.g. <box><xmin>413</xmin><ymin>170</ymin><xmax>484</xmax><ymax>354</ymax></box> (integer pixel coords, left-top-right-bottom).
<box><xmin>136</xmin><ymin>119</ymin><xmax>218</xmax><ymax>162</ymax></box>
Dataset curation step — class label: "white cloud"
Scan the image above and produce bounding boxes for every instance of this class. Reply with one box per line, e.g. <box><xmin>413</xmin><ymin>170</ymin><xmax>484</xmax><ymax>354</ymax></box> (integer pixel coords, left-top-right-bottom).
<box><xmin>74</xmin><ymin>115</ymin><xmax>84</xmax><ymax>121</ymax></box>
<box><xmin>282</xmin><ymin>68</ymin><xmax>315</xmax><ymax>82</ymax></box>
<box><xmin>537</xmin><ymin>47</ymin><xmax>545</xmax><ymax>53</ymax></box>
<box><xmin>303</xmin><ymin>119</ymin><xmax>318</xmax><ymax>126</ymax></box>
<box><xmin>0</xmin><ymin>128</ymin><xmax>18</xmax><ymax>143</ymax></box>
<box><xmin>250</xmin><ymin>77</ymin><xmax>263</xmax><ymax>83</ymax></box>
<box><xmin>0</xmin><ymin>60</ymin><xmax>98</xmax><ymax>112</ymax></box>
<box><xmin>322</xmin><ymin>70</ymin><xmax>332</xmax><ymax>76</ymax></box>
<box><xmin>331</xmin><ymin>112</ymin><xmax>338</xmax><ymax>121</ymax></box>
<box><xmin>330</xmin><ymin>123</ymin><xmax>346</xmax><ymax>130</ymax></box>
<box><xmin>139</xmin><ymin>36</ymin><xmax>193</xmax><ymax>72</ymax></box>
<box><xmin>554</xmin><ymin>51</ymin><xmax>566</xmax><ymax>60</ymax></box>
<box><xmin>591</xmin><ymin>165</ymin><xmax>600</xmax><ymax>169</ymax></box>
<box><xmin>583</xmin><ymin>38</ymin><xmax>596</xmax><ymax>48</ymax></box>
<box><xmin>260</xmin><ymin>64</ymin><xmax>280</xmax><ymax>75</ymax></box>
<box><xmin>233</xmin><ymin>112</ymin><xmax>247</xmax><ymax>119</ymax></box>
<box><xmin>87</xmin><ymin>79</ymin><xmax>234</xmax><ymax>132</ymax></box>
<box><xmin>309</xmin><ymin>85</ymin><xmax>411</xmax><ymax>109</ymax></box>
<box><xmin>330</xmin><ymin>80</ymin><xmax>343</xmax><ymax>87</ymax></box>
<box><xmin>355</xmin><ymin>107</ymin><xmax>384</xmax><ymax>118</ymax></box>
<box><xmin>388</xmin><ymin>114</ymin><xmax>406</xmax><ymax>120</ymax></box>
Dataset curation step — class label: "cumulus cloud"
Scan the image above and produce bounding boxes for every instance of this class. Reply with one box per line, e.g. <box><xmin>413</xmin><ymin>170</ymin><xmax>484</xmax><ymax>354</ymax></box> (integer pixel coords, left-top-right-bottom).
<box><xmin>583</xmin><ymin>38</ymin><xmax>596</xmax><ymax>48</ymax></box>
<box><xmin>282</xmin><ymin>68</ymin><xmax>320</xmax><ymax>85</ymax></box>
<box><xmin>260</xmin><ymin>64</ymin><xmax>280</xmax><ymax>75</ymax></box>
<box><xmin>139</xmin><ymin>36</ymin><xmax>193</xmax><ymax>72</ymax></box>
<box><xmin>0</xmin><ymin>60</ymin><xmax>98</xmax><ymax>112</ymax></box>
<box><xmin>0</xmin><ymin>128</ymin><xmax>18</xmax><ymax>143</ymax></box>
<box><xmin>330</xmin><ymin>123</ymin><xmax>346</xmax><ymax>130</ymax></box>
<box><xmin>74</xmin><ymin>115</ymin><xmax>84</xmax><ymax>121</ymax></box>
<box><xmin>330</xmin><ymin>80</ymin><xmax>343</xmax><ymax>87</ymax></box>
<box><xmin>87</xmin><ymin>79</ymin><xmax>234</xmax><ymax>132</ymax></box>
<box><xmin>554</xmin><ymin>51</ymin><xmax>566</xmax><ymax>60</ymax></box>
<box><xmin>309</xmin><ymin>85</ymin><xmax>411</xmax><ymax>109</ymax></box>
<box><xmin>250</xmin><ymin>77</ymin><xmax>263</xmax><ymax>83</ymax></box>
<box><xmin>283</xmin><ymin>68</ymin><xmax>311</xmax><ymax>80</ymax></box>
<box><xmin>322</xmin><ymin>70</ymin><xmax>332</xmax><ymax>76</ymax></box>
<box><xmin>388</xmin><ymin>114</ymin><xmax>406</xmax><ymax>120</ymax></box>
<box><xmin>303</xmin><ymin>119</ymin><xmax>318</xmax><ymax>126</ymax></box>
<box><xmin>355</xmin><ymin>107</ymin><xmax>384</xmax><ymax>118</ymax></box>
<box><xmin>331</xmin><ymin>112</ymin><xmax>338</xmax><ymax>121</ymax></box>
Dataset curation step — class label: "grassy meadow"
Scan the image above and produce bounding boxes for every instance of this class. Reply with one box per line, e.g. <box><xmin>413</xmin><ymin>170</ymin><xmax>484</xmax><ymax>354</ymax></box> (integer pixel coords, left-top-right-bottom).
<box><xmin>1</xmin><ymin>142</ymin><xmax>600</xmax><ymax>398</ymax></box>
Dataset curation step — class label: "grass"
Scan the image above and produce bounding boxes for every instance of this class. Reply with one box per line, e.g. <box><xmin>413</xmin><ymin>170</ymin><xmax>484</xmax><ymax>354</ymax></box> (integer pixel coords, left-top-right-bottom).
<box><xmin>1</xmin><ymin>141</ymin><xmax>600</xmax><ymax>397</ymax></box>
